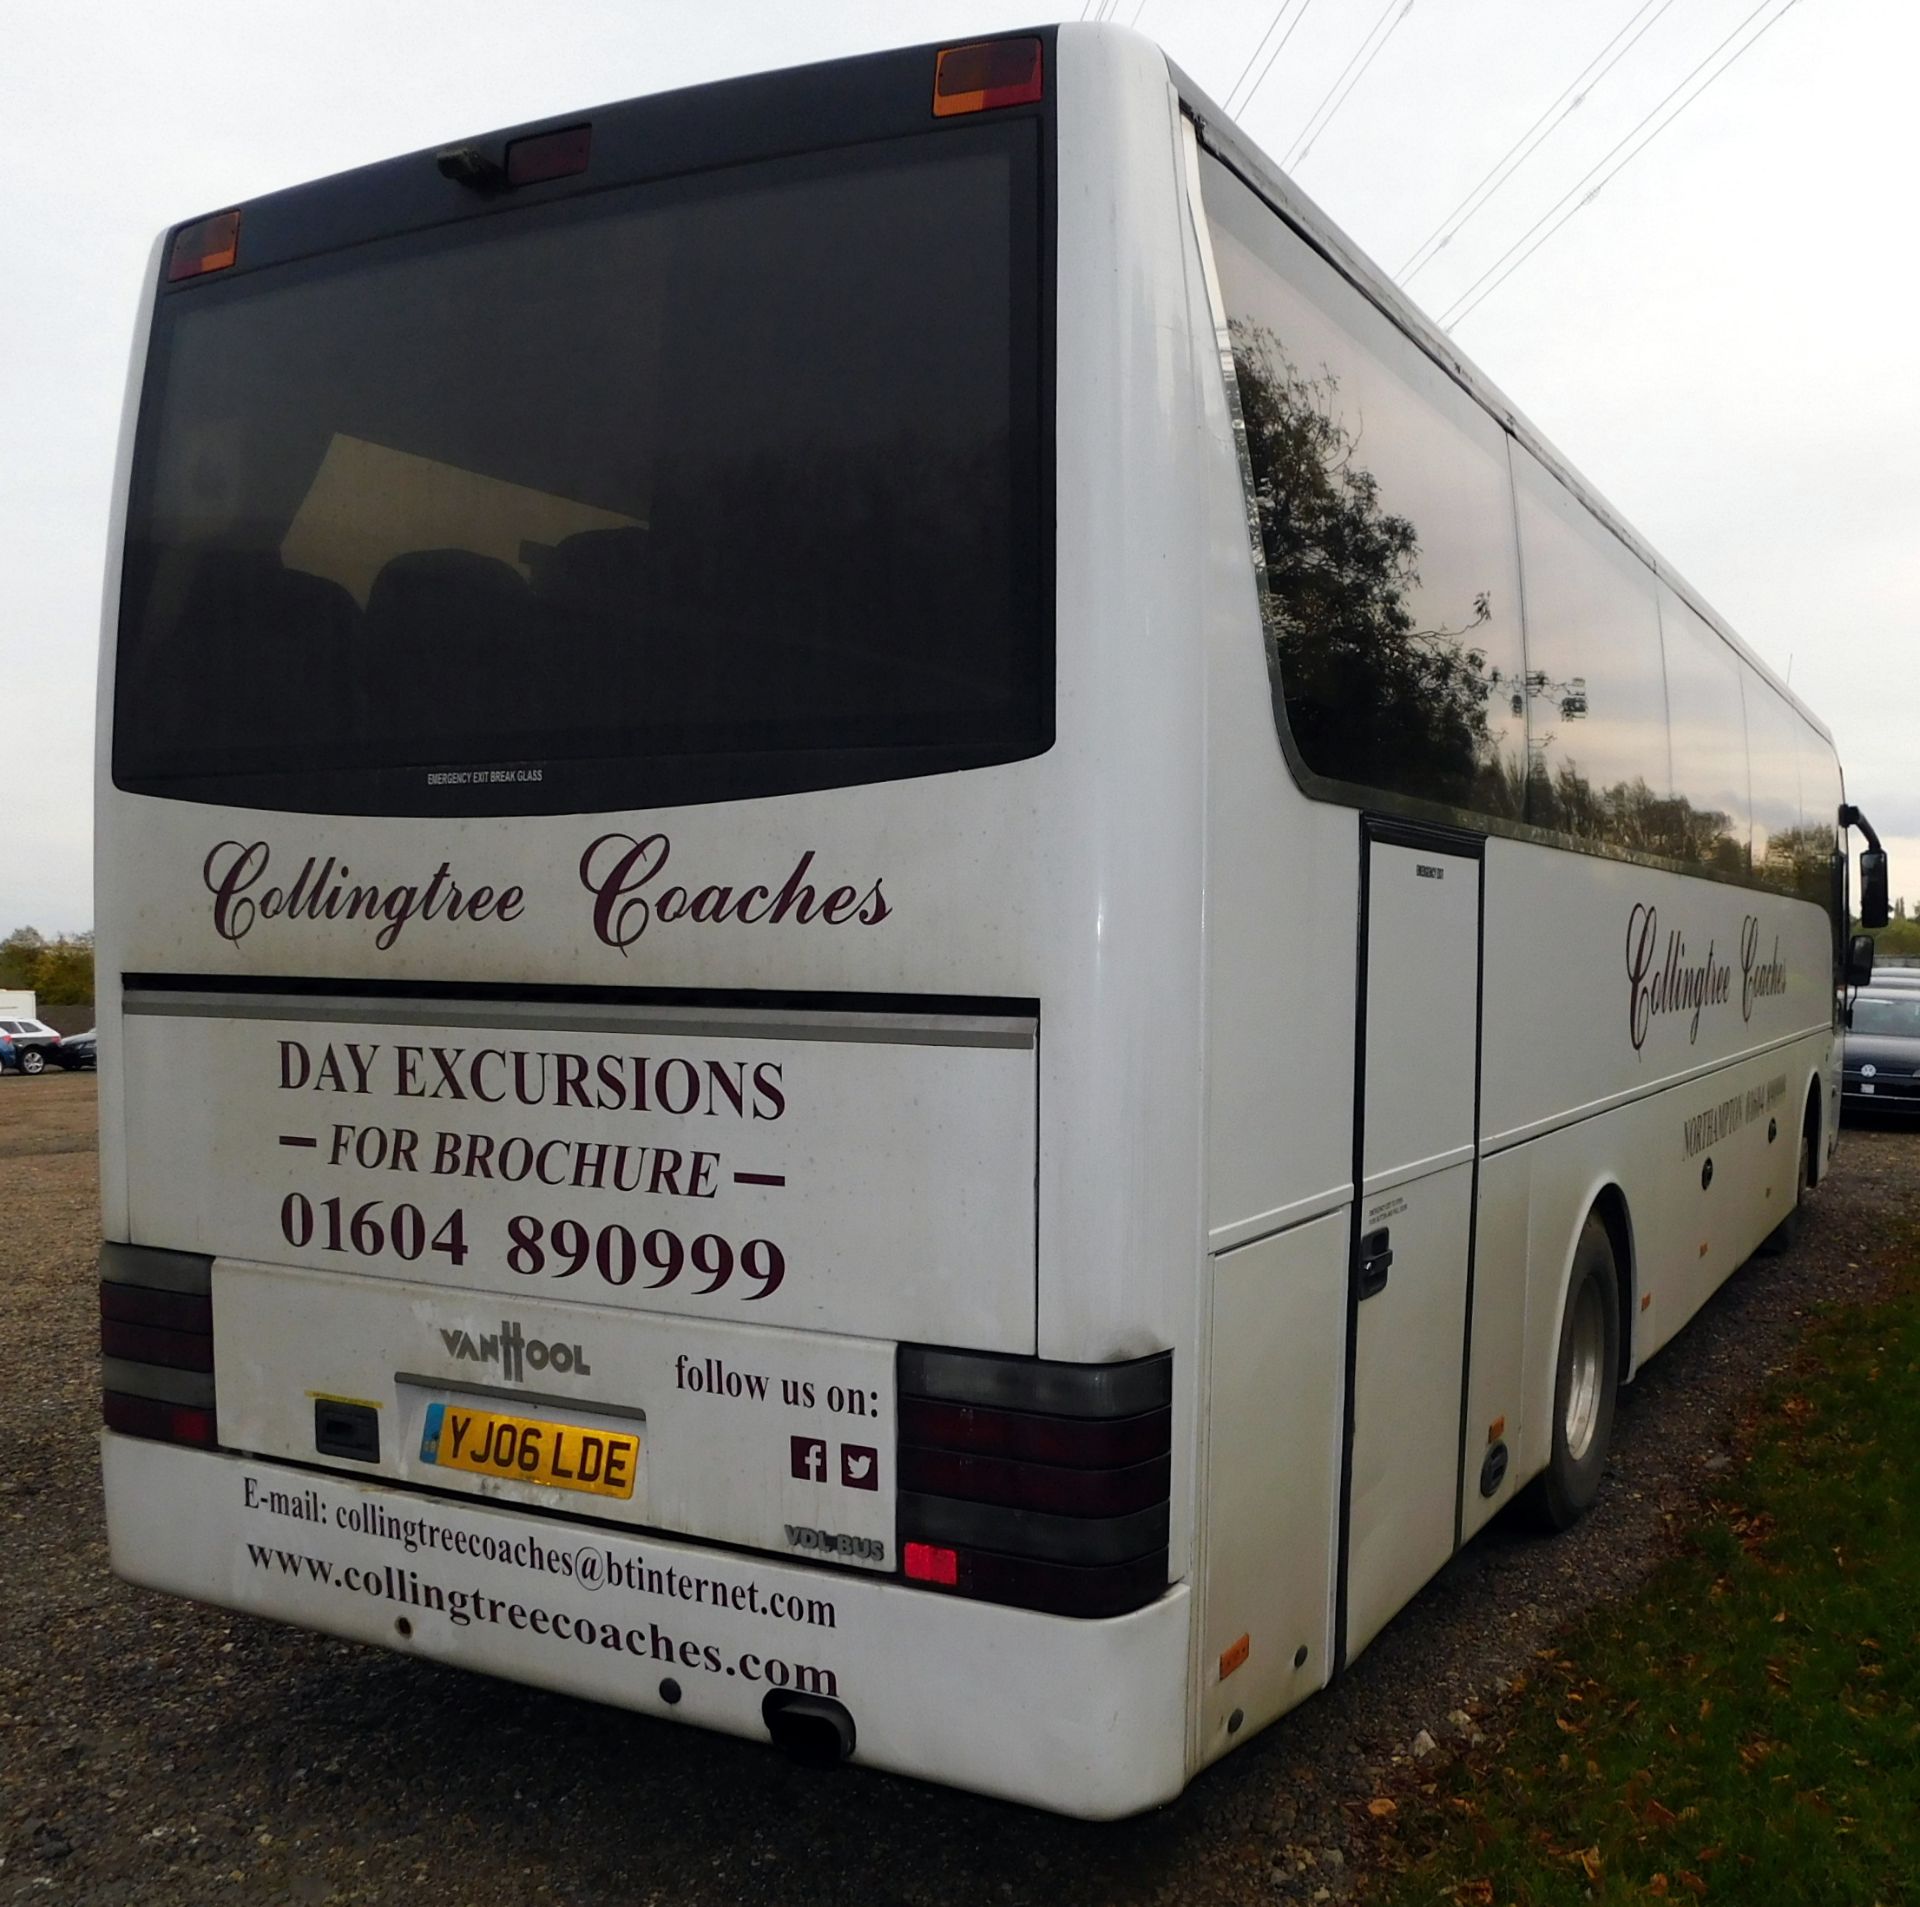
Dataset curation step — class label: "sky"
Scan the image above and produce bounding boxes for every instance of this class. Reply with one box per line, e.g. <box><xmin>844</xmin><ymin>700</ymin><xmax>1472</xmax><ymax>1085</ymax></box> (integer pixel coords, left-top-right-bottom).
<box><xmin>3</xmin><ymin>0</ymin><xmax>1914</xmax><ymax>933</ymax></box>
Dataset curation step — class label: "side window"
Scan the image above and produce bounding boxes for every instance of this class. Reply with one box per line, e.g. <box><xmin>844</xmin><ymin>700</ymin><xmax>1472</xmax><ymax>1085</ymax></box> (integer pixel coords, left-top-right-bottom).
<box><xmin>1659</xmin><ymin>588</ymin><xmax>1751</xmax><ymax>877</ymax></box>
<box><xmin>1511</xmin><ymin>452</ymin><xmax>1669</xmax><ymax>850</ymax></box>
<box><xmin>1199</xmin><ymin>151</ymin><xmax>1527</xmax><ymax>819</ymax></box>
<box><xmin>1797</xmin><ymin>726</ymin><xmax>1844</xmax><ymax>923</ymax></box>
<box><xmin>1745</xmin><ymin>676</ymin><xmax>1813</xmax><ymax>896</ymax></box>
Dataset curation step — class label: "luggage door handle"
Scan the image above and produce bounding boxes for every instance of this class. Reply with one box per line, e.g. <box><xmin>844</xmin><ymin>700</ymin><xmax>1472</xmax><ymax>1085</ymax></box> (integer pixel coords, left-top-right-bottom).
<box><xmin>1358</xmin><ymin>1227</ymin><xmax>1393</xmax><ymax>1300</ymax></box>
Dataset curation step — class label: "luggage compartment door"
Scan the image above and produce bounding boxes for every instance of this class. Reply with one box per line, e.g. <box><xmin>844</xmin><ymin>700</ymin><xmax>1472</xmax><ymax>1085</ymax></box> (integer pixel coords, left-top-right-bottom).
<box><xmin>1341</xmin><ymin>824</ymin><xmax>1483</xmax><ymax>1663</ymax></box>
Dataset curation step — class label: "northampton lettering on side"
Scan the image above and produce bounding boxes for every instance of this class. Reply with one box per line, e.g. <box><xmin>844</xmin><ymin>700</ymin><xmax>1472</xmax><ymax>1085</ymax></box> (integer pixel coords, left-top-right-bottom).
<box><xmin>579</xmin><ymin>832</ymin><xmax>891</xmax><ymax>954</ymax></box>
<box><xmin>204</xmin><ymin>842</ymin><xmax>525</xmax><ymax>952</ymax></box>
<box><xmin>1625</xmin><ymin>902</ymin><xmax>1788</xmax><ymax>1053</ymax></box>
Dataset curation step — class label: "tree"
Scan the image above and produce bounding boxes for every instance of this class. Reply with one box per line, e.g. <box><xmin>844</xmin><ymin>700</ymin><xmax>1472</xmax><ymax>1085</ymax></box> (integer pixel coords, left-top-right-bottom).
<box><xmin>0</xmin><ymin>927</ymin><xmax>94</xmax><ymax>1006</ymax></box>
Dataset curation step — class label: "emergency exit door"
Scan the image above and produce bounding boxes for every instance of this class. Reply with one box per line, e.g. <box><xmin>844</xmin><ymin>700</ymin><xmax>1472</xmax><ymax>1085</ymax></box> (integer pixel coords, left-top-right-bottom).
<box><xmin>1340</xmin><ymin>821</ymin><xmax>1483</xmax><ymax>1663</ymax></box>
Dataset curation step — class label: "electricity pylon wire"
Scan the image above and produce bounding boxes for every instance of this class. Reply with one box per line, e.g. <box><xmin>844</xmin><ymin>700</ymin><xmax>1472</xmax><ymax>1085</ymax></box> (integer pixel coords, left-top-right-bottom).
<box><xmin>1234</xmin><ymin>0</ymin><xmax>1323</xmax><ymax>117</ymax></box>
<box><xmin>1399</xmin><ymin>0</ymin><xmax>1680</xmax><ymax>286</ymax></box>
<box><xmin>1439</xmin><ymin>0</ymin><xmax>1808</xmax><ymax>329</ymax></box>
<box><xmin>1284</xmin><ymin>0</ymin><xmax>1417</xmax><ymax>171</ymax></box>
<box><xmin>1224</xmin><ymin>0</ymin><xmax>1310</xmax><ymax>114</ymax></box>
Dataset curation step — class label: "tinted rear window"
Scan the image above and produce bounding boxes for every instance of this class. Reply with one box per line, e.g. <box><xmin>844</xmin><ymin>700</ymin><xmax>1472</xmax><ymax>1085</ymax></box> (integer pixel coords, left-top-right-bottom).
<box><xmin>116</xmin><ymin>121</ymin><xmax>1048</xmax><ymax>814</ymax></box>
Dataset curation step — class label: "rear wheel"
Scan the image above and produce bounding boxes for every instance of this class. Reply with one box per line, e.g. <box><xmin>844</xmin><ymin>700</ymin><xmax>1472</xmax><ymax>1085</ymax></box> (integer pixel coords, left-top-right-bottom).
<box><xmin>19</xmin><ymin>1049</ymin><xmax>45</xmax><ymax>1076</ymax></box>
<box><xmin>1519</xmin><ymin>1210</ymin><xmax>1621</xmax><ymax>1532</ymax></box>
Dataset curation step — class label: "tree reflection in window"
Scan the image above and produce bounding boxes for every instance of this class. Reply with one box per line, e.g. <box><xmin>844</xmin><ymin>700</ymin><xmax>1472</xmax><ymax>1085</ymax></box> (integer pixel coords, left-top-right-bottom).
<box><xmin>1232</xmin><ymin>321</ymin><xmax>1521</xmax><ymax>817</ymax></box>
<box><xmin>1530</xmin><ymin>769</ymin><xmax>1741</xmax><ymax>872</ymax></box>
<box><xmin>1228</xmin><ymin>317</ymin><xmax>1832</xmax><ymax>899</ymax></box>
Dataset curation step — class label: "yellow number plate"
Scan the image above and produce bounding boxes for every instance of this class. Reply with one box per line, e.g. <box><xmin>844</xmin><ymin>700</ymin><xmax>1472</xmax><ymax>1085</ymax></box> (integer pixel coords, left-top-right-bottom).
<box><xmin>419</xmin><ymin>1401</ymin><xmax>639</xmax><ymax>1500</ymax></box>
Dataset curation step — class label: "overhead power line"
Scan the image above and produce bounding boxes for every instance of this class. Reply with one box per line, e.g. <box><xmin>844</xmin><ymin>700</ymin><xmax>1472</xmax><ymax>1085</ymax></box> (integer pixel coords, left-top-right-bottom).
<box><xmin>1399</xmin><ymin>0</ymin><xmax>1680</xmax><ymax>286</ymax></box>
<box><xmin>1224</xmin><ymin>0</ymin><xmax>1311</xmax><ymax>114</ymax></box>
<box><xmin>1229</xmin><ymin>0</ymin><xmax>1322</xmax><ymax>117</ymax></box>
<box><xmin>1284</xmin><ymin>0</ymin><xmax>1417</xmax><ymax>171</ymax></box>
<box><xmin>1438</xmin><ymin>0</ymin><xmax>1809</xmax><ymax>331</ymax></box>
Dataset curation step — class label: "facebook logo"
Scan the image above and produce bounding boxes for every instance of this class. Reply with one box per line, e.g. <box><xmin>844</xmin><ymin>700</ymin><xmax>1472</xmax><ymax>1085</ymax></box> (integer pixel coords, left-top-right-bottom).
<box><xmin>789</xmin><ymin>1436</ymin><xmax>827</xmax><ymax>1483</ymax></box>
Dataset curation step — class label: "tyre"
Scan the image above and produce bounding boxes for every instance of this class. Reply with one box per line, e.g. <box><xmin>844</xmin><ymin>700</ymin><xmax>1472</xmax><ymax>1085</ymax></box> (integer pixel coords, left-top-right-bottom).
<box><xmin>1518</xmin><ymin>1209</ymin><xmax>1621</xmax><ymax>1532</ymax></box>
<box><xmin>19</xmin><ymin>1049</ymin><xmax>45</xmax><ymax>1076</ymax></box>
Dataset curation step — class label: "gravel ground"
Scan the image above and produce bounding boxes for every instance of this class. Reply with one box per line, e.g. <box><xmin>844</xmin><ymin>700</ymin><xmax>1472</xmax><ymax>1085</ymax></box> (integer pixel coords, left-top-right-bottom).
<box><xmin>4</xmin><ymin>1070</ymin><xmax>1916</xmax><ymax>1906</ymax></box>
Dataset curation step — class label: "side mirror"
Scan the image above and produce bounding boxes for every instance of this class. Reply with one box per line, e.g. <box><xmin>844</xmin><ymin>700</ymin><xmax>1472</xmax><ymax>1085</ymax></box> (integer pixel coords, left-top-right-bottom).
<box><xmin>1847</xmin><ymin>932</ymin><xmax>1876</xmax><ymax>988</ymax></box>
<box><xmin>1860</xmin><ymin>848</ymin><xmax>1890</xmax><ymax>930</ymax></box>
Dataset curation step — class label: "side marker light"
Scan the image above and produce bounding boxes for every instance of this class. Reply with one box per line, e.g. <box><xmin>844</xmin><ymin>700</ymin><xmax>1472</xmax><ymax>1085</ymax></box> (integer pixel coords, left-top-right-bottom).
<box><xmin>1219</xmin><ymin>1633</ymin><xmax>1250</xmax><ymax>1680</ymax></box>
<box><xmin>166</xmin><ymin>210</ymin><xmax>240</xmax><ymax>282</ymax></box>
<box><xmin>934</xmin><ymin>38</ymin><xmax>1044</xmax><ymax>117</ymax></box>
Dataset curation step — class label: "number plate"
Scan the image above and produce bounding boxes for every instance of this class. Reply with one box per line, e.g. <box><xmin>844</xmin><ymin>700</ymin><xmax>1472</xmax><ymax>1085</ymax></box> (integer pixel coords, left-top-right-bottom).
<box><xmin>419</xmin><ymin>1401</ymin><xmax>639</xmax><ymax>1499</ymax></box>
<box><xmin>1862</xmin><ymin>1083</ymin><xmax>1877</xmax><ymax>1096</ymax></box>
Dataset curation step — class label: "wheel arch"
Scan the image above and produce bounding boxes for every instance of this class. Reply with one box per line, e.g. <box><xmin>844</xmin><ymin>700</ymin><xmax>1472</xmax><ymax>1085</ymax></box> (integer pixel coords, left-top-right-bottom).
<box><xmin>1802</xmin><ymin>1073</ymin><xmax>1825</xmax><ymax>1187</ymax></box>
<box><xmin>1587</xmin><ymin>1180</ymin><xmax>1637</xmax><ymax>1386</ymax></box>
<box><xmin>1524</xmin><ymin>1175</ymin><xmax>1636</xmax><ymax>1489</ymax></box>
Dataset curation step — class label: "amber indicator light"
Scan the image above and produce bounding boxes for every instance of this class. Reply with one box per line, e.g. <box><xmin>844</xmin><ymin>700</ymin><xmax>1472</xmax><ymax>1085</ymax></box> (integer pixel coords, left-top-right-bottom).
<box><xmin>166</xmin><ymin>209</ymin><xmax>241</xmax><ymax>283</ymax></box>
<box><xmin>933</xmin><ymin>38</ymin><xmax>1044</xmax><ymax>117</ymax></box>
<box><xmin>1219</xmin><ymin>1633</ymin><xmax>1250</xmax><ymax>1680</ymax></box>
<box><xmin>506</xmin><ymin>124</ymin><xmax>592</xmax><ymax>187</ymax></box>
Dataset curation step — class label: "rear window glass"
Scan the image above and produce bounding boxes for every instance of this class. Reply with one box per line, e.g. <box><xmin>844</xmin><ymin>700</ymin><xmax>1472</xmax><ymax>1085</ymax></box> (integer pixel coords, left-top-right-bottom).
<box><xmin>116</xmin><ymin>122</ymin><xmax>1048</xmax><ymax>814</ymax></box>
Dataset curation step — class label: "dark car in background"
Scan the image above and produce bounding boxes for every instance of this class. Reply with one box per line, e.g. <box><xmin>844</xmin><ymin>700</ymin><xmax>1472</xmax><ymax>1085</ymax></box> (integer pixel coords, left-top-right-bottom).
<box><xmin>0</xmin><ymin>1018</ymin><xmax>64</xmax><ymax>1076</ymax></box>
<box><xmin>55</xmin><ymin>1029</ymin><xmax>97</xmax><ymax>1070</ymax></box>
<box><xmin>1842</xmin><ymin>988</ymin><xmax>1920</xmax><ymax>1116</ymax></box>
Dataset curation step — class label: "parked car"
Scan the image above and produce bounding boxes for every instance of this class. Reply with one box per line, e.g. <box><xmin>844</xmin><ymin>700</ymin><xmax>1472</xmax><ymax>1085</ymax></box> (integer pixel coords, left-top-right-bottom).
<box><xmin>54</xmin><ymin>1028</ymin><xmax>97</xmax><ymax>1070</ymax></box>
<box><xmin>0</xmin><ymin>1018</ymin><xmax>64</xmax><ymax>1075</ymax></box>
<box><xmin>1842</xmin><ymin>988</ymin><xmax>1920</xmax><ymax>1116</ymax></box>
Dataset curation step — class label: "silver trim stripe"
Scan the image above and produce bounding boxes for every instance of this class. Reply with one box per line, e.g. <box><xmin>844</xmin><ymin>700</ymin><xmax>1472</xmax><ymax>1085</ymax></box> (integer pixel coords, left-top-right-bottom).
<box><xmin>122</xmin><ymin>990</ymin><xmax>1037</xmax><ymax>1051</ymax></box>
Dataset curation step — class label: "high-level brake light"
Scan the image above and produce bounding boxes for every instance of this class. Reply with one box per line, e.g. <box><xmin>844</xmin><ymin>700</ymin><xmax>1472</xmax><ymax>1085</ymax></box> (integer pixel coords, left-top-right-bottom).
<box><xmin>506</xmin><ymin>124</ymin><xmax>592</xmax><ymax>186</ymax></box>
<box><xmin>933</xmin><ymin>39</ymin><xmax>1044</xmax><ymax>117</ymax></box>
<box><xmin>166</xmin><ymin>210</ymin><xmax>240</xmax><ymax>282</ymax></box>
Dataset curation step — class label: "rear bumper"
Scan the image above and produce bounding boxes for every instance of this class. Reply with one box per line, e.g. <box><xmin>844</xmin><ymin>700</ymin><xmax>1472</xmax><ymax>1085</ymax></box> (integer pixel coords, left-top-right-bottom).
<box><xmin>102</xmin><ymin>1432</ymin><xmax>1191</xmax><ymax>1819</ymax></box>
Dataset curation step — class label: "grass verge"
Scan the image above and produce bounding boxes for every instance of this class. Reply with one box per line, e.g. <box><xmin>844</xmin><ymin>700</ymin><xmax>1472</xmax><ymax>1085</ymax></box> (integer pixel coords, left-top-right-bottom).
<box><xmin>1369</xmin><ymin>1263</ymin><xmax>1920</xmax><ymax>1905</ymax></box>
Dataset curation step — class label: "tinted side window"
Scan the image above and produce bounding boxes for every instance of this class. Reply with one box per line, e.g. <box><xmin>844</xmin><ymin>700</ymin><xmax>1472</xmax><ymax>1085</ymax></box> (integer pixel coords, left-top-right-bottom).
<box><xmin>1797</xmin><ymin>727</ymin><xmax>1844</xmax><ymax>919</ymax></box>
<box><xmin>1746</xmin><ymin>675</ymin><xmax>1815</xmax><ymax>896</ymax></box>
<box><xmin>1660</xmin><ymin>588</ymin><xmax>1751</xmax><ymax>876</ymax></box>
<box><xmin>1200</xmin><ymin>152</ymin><xmax>1527</xmax><ymax>818</ymax></box>
<box><xmin>1510</xmin><ymin>453</ymin><xmax>1670</xmax><ymax>851</ymax></box>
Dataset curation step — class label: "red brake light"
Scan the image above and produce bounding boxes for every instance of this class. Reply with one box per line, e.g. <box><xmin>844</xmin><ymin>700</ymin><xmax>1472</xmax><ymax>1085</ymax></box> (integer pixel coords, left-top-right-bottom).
<box><xmin>933</xmin><ymin>38</ymin><xmax>1044</xmax><ymax>117</ymax></box>
<box><xmin>99</xmin><ymin>1246</ymin><xmax>218</xmax><ymax>1448</ymax></box>
<box><xmin>904</xmin><ymin>1542</ymin><xmax>959</xmax><ymax>1586</ymax></box>
<box><xmin>103</xmin><ymin>1392</ymin><xmax>219</xmax><ymax>1448</ymax></box>
<box><xmin>166</xmin><ymin>210</ymin><xmax>241</xmax><ymax>282</ymax></box>
<box><xmin>100</xmin><ymin>1318</ymin><xmax>215</xmax><ymax>1372</ymax></box>
<box><xmin>896</xmin><ymin>1345</ymin><xmax>1172</xmax><ymax>1618</ymax></box>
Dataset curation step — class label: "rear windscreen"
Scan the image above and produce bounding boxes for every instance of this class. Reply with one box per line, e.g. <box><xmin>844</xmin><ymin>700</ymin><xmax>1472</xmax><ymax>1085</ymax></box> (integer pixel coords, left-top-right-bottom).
<box><xmin>116</xmin><ymin>121</ymin><xmax>1048</xmax><ymax>814</ymax></box>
